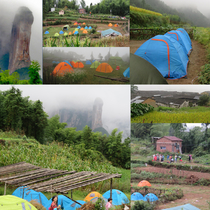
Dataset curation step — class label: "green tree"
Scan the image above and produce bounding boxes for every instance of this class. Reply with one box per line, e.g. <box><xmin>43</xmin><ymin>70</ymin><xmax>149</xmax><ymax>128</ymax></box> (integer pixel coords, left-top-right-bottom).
<box><xmin>198</xmin><ymin>94</ymin><xmax>210</xmax><ymax>106</ymax></box>
<box><xmin>28</xmin><ymin>61</ymin><xmax>42</xmax><ymax>84</ymax></box>
<box><xmin>80</xmin><ymin>0</ymin><xmax>86</xmax><ymax>8</ymax></box>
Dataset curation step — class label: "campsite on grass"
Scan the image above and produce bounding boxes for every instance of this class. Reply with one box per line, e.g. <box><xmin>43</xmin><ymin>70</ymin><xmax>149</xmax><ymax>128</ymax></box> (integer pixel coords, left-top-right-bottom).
<box><xmin>131</xmin><ymin>85</ymin><xmax>210</xmax><ymax>123</ymax></box>
<box><xmin>43</xmin><ymin>0</ymin><xmax>129</xmax><ymax>47</ymax></box>
<box><xmin>131</xmin><ymin>123</ymin><xmax>210</xmax><ymax>210</ymax></box>
<box><xmin>43</xmin><ymin>47</ymin><xmax>130</xmax><ymax>84</ymax></box>
<box><xmin>0</xmin><ymin>86</ymin><xmax>131</xmax><ymax>210</ymax></box>
<box><xmin>130</xmin><ymin>0</ymin><xmax>210</xmax><ymax>84</ymax></box>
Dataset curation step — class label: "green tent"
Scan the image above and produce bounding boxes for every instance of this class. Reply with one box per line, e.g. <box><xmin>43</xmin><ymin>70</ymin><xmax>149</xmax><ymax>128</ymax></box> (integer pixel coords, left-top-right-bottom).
<box><xmin>64</xmin><ymin>32</ymin><xmax>68</xmax><ymax>36</ymax></box>
<box><xmin>54</xmin><ymin>33</ymin><xmax>59</xmax><ymax>37</ymax></box>
<box><xmin>75</xmin><ymin>28</ymin><xmax>79</xmax><ymax>31</ymax></box>
<box><xmin>90</xmin><ymin>61</ymin><xmax>101</xmax><ymax>68</ymax></box>
<box><xmin>130</xmin><ymin>53</ymin><xmax>168</xmax><ymax>84</ymax></box>
<box><xmin>63</xmin><ymin>25</ymin><xmax>70</xmax><ymax>30</ymax></box>
<box><xmin>0</xmin><ymin>195</ymin><xmax>37</xmax><ymax>210</ymax></box>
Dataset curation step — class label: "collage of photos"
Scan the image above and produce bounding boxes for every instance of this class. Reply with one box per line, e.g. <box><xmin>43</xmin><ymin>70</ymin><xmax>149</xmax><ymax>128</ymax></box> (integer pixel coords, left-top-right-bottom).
<box><xmin>0</xmin><ymin>0</ymin><xmax>210</xmax><ymax>210</ymax></box>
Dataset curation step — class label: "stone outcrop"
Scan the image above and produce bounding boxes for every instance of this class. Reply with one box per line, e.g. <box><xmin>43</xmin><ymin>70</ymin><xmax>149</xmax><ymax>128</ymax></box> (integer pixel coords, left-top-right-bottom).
<box><xmin>9</xmin><ymin>7</ymin><xmax>34</xmax><ymax>74</ymax></box>
<box><xmin>92</xmin><ymin>97</ymin><xmax>103</xmax><ymax>131</ymax></box>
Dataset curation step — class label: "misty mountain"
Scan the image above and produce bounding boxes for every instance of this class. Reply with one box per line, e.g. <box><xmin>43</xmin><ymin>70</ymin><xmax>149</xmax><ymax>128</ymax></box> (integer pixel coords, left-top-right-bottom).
<box><xmin>131</xmin><ymin>0</ymin><xmax>210</xmax><ymax>27</ymax></box>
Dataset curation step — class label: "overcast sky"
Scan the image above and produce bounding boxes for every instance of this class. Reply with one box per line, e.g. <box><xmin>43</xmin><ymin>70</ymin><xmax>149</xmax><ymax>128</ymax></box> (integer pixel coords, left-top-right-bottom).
<box><xmin>136</xmin><ymin>85</ymin><xmax>210</xmax><ymax>94</ymax></box>
<box><xmin>0</xmin><ymin>85</ymin><xmax>130</xmax><ymax>137</ymax></box>
<box><xmin>161</xmin><ymin>0</ymin><xmax>210</xmax><ymax>17</ymax></box>
<box><xmin>0</xmin><ymin>0</ymin><xmax>42</xmax><ymax>66</ymax></box>
<box><xmin>44</xmin><ymin>47</ymin><xmax>129</xmax><ymax>60</ymax></box>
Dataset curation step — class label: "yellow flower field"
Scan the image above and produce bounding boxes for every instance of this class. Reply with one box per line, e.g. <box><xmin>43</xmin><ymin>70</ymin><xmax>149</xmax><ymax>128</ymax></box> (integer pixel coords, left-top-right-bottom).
<box><xmin>130</xmin><ymin>5</ymin><xmax>163</xmax><ymax>16</ymax></box>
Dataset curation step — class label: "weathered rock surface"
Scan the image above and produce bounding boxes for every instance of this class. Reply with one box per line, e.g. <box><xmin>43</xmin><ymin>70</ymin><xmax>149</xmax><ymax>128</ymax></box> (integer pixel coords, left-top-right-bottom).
<box><xmin>9</xmin><ymin>7</ymin><xmax>34</xmax><ymax>74</ymax></box>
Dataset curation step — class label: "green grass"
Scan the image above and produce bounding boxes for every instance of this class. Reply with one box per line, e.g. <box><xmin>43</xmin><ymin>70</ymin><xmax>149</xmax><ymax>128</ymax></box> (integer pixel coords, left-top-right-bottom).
<box><xmin>131</xmin><ymin>106</ymin><xmax>210</xmax><ymax>123</ymax></box>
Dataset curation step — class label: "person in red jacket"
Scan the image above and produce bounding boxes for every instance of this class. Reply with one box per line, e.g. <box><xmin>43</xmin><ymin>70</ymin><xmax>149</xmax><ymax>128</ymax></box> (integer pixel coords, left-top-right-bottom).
<box><xmin>49</xmin><ymin>195</ymin><xmax>61</xmax><ymax>210</ymax></box>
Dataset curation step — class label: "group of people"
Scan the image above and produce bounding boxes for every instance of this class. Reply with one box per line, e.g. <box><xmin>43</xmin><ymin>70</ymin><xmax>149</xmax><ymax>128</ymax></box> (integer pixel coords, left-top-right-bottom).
<box><xmin>166</xmin><ymin>154</ymin><xmax>182</xmax><ymax>163</ymax></box>
<box><xmin>153</xmin><ymin>154</ymin><xmax>183</xmax><ymax>163</ymax></box>
<box><xmin>49</xmin><ymin>195</ymin><xmax>113</xmax><ymax>210</ymax></box>
<box><xmin>153</xmin><ymin>154</ymin><xmax>165</xmax><ymax>162</ymax></box>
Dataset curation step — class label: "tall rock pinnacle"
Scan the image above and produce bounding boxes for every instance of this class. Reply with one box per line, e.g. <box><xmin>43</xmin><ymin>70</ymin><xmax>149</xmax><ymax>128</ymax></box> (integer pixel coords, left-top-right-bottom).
<box><xmin>9</xmin><ymin>7</ymin><xmax>34</xmax><ymax>74</ymax></box>
<box><xmin>92</xmin><ymin>97</ymin><xmax>103</xmax><ymax>131</ymax></box>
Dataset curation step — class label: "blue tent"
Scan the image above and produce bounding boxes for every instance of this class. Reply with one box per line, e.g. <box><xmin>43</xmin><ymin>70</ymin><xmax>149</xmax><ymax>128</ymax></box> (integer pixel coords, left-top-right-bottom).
<box><xmin>131</xmin><ymin>192</ymin><xmax>146</xmax><ymax>201</ymax></box>
<box><xmin>12</xmin><ymin>186</ymin><xmax>29</xmax><ymax>198</ymax></box>
<box><xmin>59</xmin><ymin>30</ymin><xmax>64</xmax><ymax>34</ymax></box>
<box><xmin>163</xmin><ymin>203</ymin><xmax>200</xmax><ymax>210</ymax></box>
<box><xmin>134</xmin><ymin>35</ymin><xmax>189</xmax><ymax>79</ymax></box>
<box><xmin>69</xmin><ymin>200</ymin><xmax>86</xmax><ymax>210</ymax></box>
<box><xmin>144</xmin><ymin>193</ymin><xmax>159</xmax><ymax>202</ymax></box>
<box><xmin>74</xmin><ymin>31</ymin><xmax>79</xmax><ymax>35</ymax></box>
<box><xmin>44</xmin><ymin>31</ymin><xmax>49</xmax><ymax>34</ymax></box>
<box><xmin>177</xmin><ymin>28</ymin><xmax>192</xmax><ymax>46</ymax></box>
<box><xmin>165</xmin><ymin>30</ymin><xmax>192</xmax><ymax>55</ymax></box>
<box><xmin>89</xmin><ymin>26</ymin><xmax>92</xmax><ymax>29</ymax></box>
<box><xmin>86</xmin><ymin>60</ymin><xmax>92</xmax><ymax>65</ymax></box>
<box><xmin>101</xmin><ymin>29</ymin><xmax>122</xmax><ymax>37</ymax></box>
<box><xmin>92</xmin><ymin>60</ymin><xmax>95</xmax><ymax>63</ymax></box>
<box><xmin>85</xmin><ymin>26</ymin><xmax>88</xmax><ymax>29</ymax></box>
<box><xmin>52</xmin><ymin>61</ymin><xmax>60</xmax><ymax>64</ymax></box>
<box><xmin>103</xmin><ymin>189</ymin><xmax>129</xmax><ymax>205</ymax></box>
<box><xmin>24</xmin><ymin>191</ymin><xmax>48</xmax><ymax>207</ymax></box>
<box><xmin>123</xmin><ymin>67</ymin><xmax>130</xmax><ymax>78</ymax></box>
<box><xmin>63</xmin><ymin>60</ymin><xmax>73</xmax><ymax>67</ymax></box>
<box><xmin>77</xmin><ymin>26</ymin><xmax>81</xmax><ymax>29</ymax></box>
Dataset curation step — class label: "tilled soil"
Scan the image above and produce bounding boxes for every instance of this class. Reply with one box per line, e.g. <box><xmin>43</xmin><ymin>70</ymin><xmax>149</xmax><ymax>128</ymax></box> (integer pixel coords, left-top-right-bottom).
<box><xmin>137</xmin><ymin>166</ymin><xmax>210</xmax><ymax>179</ymax></box>
<box><xmin>130</xmin><ymin>39</ymin><xmax>207</xmax><ymax>84</ymax></box>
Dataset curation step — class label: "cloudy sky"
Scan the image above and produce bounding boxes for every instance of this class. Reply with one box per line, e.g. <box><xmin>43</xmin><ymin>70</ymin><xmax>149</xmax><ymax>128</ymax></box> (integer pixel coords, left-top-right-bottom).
<box><xmin>44</xmin><ymin>47</ymin><xmax>129</xmax><ymax>61</ymax></box>
<box><xmin>0</xmin><ymin>0</ymin><xmax>42</xmax><ymax>66</ymax></box>
<box><xmin>136</xmin><ymin>85</ymin><xmax>210</xmax><ymax>94</ymax></box>
<box><xmin>0</xmin><ymin>85</ymin><xmax>130</xmax><ymax>137</ymax></box>
<box><xmin>161</xmin><ymin>0</ymin><xmax>210</xmax><ymax>17</ymax></box>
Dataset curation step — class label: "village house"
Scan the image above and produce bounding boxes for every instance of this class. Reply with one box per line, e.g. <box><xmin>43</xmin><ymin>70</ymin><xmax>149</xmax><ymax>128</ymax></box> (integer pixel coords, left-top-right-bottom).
<box><xmin>59</xmin><ymin>10</ymin><xmax>64</xmax><ymax>15</ymax></box>
<box><xmin>156</xmin><ymin>136</ymin><xmax>183</xmax><ymax>153</ymax></box>
<box><xmin>78</xmin><ymin>8</ymin><xmax>86</xmax><ymax>14</ymax></box>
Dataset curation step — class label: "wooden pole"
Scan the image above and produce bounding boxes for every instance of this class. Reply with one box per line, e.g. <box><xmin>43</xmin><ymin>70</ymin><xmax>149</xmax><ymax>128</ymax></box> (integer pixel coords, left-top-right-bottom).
<box><xmin>110</xmin><ymin>178</ymin><xmax>112</xmax><ymax>199</ymax></box>
<box><xmin>4</xmin><ymin>183</ymin><xmax>6</xmax><ymax>195</ymax></box>
<box><xmin>71</xmin><ymin>190</ymin><xmax>73</xmax><ymax>199</ymax></box>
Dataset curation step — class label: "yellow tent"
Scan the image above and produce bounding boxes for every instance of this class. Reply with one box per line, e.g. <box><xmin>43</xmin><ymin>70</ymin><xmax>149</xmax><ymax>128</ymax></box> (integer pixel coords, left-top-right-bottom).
<box><xmin>84</xmin><ymin>192</ymin><xmax>102</xmax><ymax>202</ymax></box>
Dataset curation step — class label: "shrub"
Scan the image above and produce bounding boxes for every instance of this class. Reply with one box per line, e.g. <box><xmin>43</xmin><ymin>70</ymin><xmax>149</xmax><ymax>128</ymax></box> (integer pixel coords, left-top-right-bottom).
<box><xmin>131</xmin><ymin>201</ymin><xmax>155</xmax><ymax>210</ymax></box>
<box><xmin>131</xmin><ymin>103</ymin><xmax>154</xmax><ymax>118</ymax></box>
<box><xmin>198</xmin><ymin>64</ymin><xmax>210</xmax><ymax>84</ymax></box>
<box><xmin>198</xmin><ymin>94</ymin><xmax>210</xmax><ymax>106</ymax></box>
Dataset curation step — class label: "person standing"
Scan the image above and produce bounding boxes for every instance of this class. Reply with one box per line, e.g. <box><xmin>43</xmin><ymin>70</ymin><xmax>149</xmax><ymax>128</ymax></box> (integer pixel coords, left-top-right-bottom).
<box><xmin>49</xmin><ymin>196</ymin><xmax>61</xmax><ymax>210</ymax></box>
<box><xmin>175</xmin><ymin>154</ymin><xmax>177</xmax><ymax>163</ymax></box>
<box><xmin>167</xmin><ymin>154</ymin><xmax>169</xmax><ymax>161</ymax></box>
<box><xmin>105</xmin><ymin>198</ymin><xmax>113</xmax><ymax>210</ymax></box>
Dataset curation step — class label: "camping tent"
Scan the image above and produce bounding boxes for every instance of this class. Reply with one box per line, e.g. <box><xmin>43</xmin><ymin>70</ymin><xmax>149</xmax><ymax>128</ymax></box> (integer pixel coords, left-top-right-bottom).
<box><xmin>116</xmin><ymin>66</ymin><xmax>120</xmax><ymax>70</ymax></box>
<box><xmin>114</xmin><ymin>24</ymin><xmax>118</xmax><ymax>27</ymax></box>
<box><xmin>90</xmin><ymin>61</ymin><xmax>101</xmax><ymax>68</ymax></box>
<box><xmin>85</xmin><ymin>26</ymin><xmax>88</xmax><ymax>29</ymax></box>
<box><xmin>73</xmin><ymin>62</ymin><xmax>84</xmax><ymax>68</ymax></box>
<box><xmin>89</xmin><ymin>26</ymin><xmax>92</xmax><ymax>29</ymax></box>
<box><xmin>165</xmin><ymin>30</ymin><xmax>192</xmax><ymax>55</ymax></box>
<box><xmin>80</xmin><ymin>27</ymin><xmax>84</xmax><ymax>31</ymax></box>
<box><xmin>131</xmin><ymin>192</ymin><xmax>146</xmax><ymax>201</ymax></box>
<box><xmin>96</xmin><ymin>63</ymin><xmax>113</xmax><ymax>73</ymax></box>
<box><xmin>138</xmin><ymin>180</ymin><xmax>151</xmax><ymax>187</ymax></box>
<box><xmin>84</xmin><ymin>191</ymin><xmax>102</xmax><ymax>202</ymax></box>
<box><xmin>44</xmin><ymin>31</ymin><xmax>49</xmax><ymax>34</ymax></box>
<box><xmin>64</xmin><ymin>32</ymin><xmax>68</xmax><ymax>36</ymax></box>
<box><xmin>74</xmin><ymin>31</ymin><xmax>79</xmax><ymax>35</ymax></box>
<box><xmin>12</xmin><ymin>186</ymin><xmax>29</xmax><ymax>198</ymax></box>
<box><xmin>24</xmin><ymin>191</ymin><xmax>48</xmax><ymax>207</ymax></box>
<box><xmin>86</xmin><ymin>60</ymin><xmax>92</xmax><ymax>65</ymax></box>
<box><xmin>52</xmin><ymin>61</ymin><xmax>59</xmax><ymax>64</ymax></box>
<box><xmin>69</xmin><ymin>200</ymin><xmax>86</xmax><ymax>210</ymax></box>
<box><xmin>74</xmin><ymin>22</ymin><xmax>78</xmax><ymax>25</ymax></box>
<box><xmin>54</xmin><ymin>33</ymin><xmax>59</xmax><ymax>37</ymax></box>
<box><xmin>162</xmin><ymin>203</ymin><xmax>201</xmax><ymax>210</ymax></box>
<box><xmin>69</xmin><ymin>32</ymin><xmax>72</xmax><ymax>35</ymax></box>
<box><xmin>77</xmin><ymin>26</ymin><xmax>81</xmax><ymax>29</ymax></box>
<box><xmin>63</xmin><ymin>25</ymin><xmax>70</xmax><ymax>30</ymax></box>
<box><xmin>103</xmin><ymin>189</ymin><xmax>129</xmax><ymax>205</ymax></box>
<box><xmin>177</xmin><ymin>28</ymin><xmax>192</xmax><ymax>45</ymax></box>
<box><xmin>52</xmin><ymin>62</ymin><xmax>74</xmax><ymax>76</ymax></box>
<box><xmin>59</xmin><ymin>30</ymin><xmax>64</xmax><ymax>34</ymax></box>
<box><xmin>108</xmin><ymin>23</ymin><xmax>113</xmax><ymax>27</ymax></box>
<box><xmin>144</xmin><ymin>193</ymin><xmax>159</xmax><ymax>202</ymax></box>
<box><xmin>83</xmin><ymin>22</ymin><xmax>86</xmax><ymax>25</ymax></box>
<box><xmin>134</xmin><ymin>35</ymin><xmax>189</xmax><ymax>79</ymax></box>
<box><xmin>101</xmin><ymin>29</ymin><xmax>122</xmax><ymax>37</ymax></box>
<box><xmin>123</xmin><ymin>67</ymin><xmax>130</xmax><ymax>78</ymax></box>
<box><xmin>75</xmin><ymin>28</ymin><xmax>79</xmax><ymax>31</ymax></box>
<box><xmin>130</xmin><ymin>53</ymin><xmax>167</xmax><ymax>84</ymax></box>
<box><xmin>0</xmin><ymin>195</ymin><xmax>37</xmax><ymax>210</ymax></box>
<box><xmin>63</xmin><ymin>60</ymin><xmax>73</xmax><ymax>67</ymax></box>
<box><xmin>83</xmin><ymin>30</ymin><xmax>88</xmax><ymax>34</ymax></box>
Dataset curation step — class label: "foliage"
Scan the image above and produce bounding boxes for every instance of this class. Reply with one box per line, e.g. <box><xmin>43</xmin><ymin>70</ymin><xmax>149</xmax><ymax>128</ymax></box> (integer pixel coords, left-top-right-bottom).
<box><xmin>131</xmin><ymin>103</ymin><xmax>154</xmax><ymax>118</ymax></box>
<box><xmin>198</xmin><ymin>94</ymin><xmax>210</xmax><ymax>106</ymax></box>
<box><xmin>28</xmin><ymin>61</ymin><xmax>42</xmax><ymax>84</ymax></box>
<box><xmin>94</xmin><ymin>197</ymin><xmax>106</xmax><ymax>210</ymax></box>
<box><xmin>0</xmin><ymin>70</ymin><xmax>19</xmax><ymax>84</ymax></box>
<box><xmin>130</xmin><ymin>6</ymin><xmax>162</xmax><ymax>16</ymax></box>
<box><xmin>131</xmin><ymin>201</ymin><xmax>155</xmax><ymax>210</ymax></box>
<box><xmin>198</xmin><ymin>64</ymin><xmax>210</xmax><ymax>84</ymax></box>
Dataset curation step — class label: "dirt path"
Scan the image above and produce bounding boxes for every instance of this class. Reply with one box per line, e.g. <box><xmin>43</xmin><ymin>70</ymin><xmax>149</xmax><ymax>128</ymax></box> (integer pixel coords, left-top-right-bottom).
<box><xmin>137</xmin><ymin>166</ymin><xmax>210</xmax><ymax>179</ymax></box>
<box><xmin>130</xmin><ymin>39</ymin><xmax>207</xmax><ymax>84</ymax></box>
<box><xmin>155</xmin><ymin>184</ymin><xmax>210</xmax><ymax>210</ymax></box>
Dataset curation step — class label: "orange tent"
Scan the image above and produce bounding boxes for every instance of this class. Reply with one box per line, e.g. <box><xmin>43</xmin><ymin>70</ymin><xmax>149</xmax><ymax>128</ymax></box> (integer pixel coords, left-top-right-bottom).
<box><xmin>73</xmin><ymin>30</ymin><xmax>75</xmax><ymax>34</ymax></box>
<box><xmin>138</xmin><ymin>180</ymin><xmax>151</xmax><ymax>187</ymax></box>
<box><xmin>70</xmin><ymin>61</ymin><xmax>75</xmax><ymax>66</ymax></box>
<box><xmin>84</xmin><ymin>192</ymin><xmax>102</xmax><ymax>202</ymax></box>
<box><xmin>73</xmin><ymin>62</ymin><xmax>84</xmax><ymax>68</ymax></box>
<box><xmin>73</xmin><ymin>22</ymin><xmax>78</xmax><ymax>25</ymax></box>
<box><xmin>80</xmin><ymin>27</ymin><xmax>84</xmax><ymax>31</ymax></box>
<box><xmin>96</xmin><ymin>63</ymin><xmax>113</xmax><ymax>73</ymax></box>
<box><xmin>108</xmin><ymin>23</ymin><xmax>112</xmax><ymax>27</ymax></box>
<box><xmin>114</xmin><ymin>24</ymin><xmax>118</xmax><ymax>27</ymax></box>
<box><xmin>68</xmin><ymin>32</ymin><xmax>72</xmax><ymax>35</ymax></box>
<box><xmin>52</xmin><ymin>62</ymin><xmax>74</xmax><ymax>76</ymax></box>
<box><xmin>83</xmin><ymin>30</ymin><xmax>88</xmax><ymax>34</ymax></box>
<box><xmin>83</xmin><ymin>22</ymin><xmax>86</xmax><ymax>25</ymax></box>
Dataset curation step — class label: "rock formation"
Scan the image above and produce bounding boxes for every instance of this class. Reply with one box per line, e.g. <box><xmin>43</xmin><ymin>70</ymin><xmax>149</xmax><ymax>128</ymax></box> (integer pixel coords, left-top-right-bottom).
<box><xmin>92</xmin><ymin>97</ymin><xmax>103</xmax><ymax>131</ymax></box>
<box><xmin>9</xmin><ymin>7</ymin><xmax>34</xmax><ymax>74</ymax></box>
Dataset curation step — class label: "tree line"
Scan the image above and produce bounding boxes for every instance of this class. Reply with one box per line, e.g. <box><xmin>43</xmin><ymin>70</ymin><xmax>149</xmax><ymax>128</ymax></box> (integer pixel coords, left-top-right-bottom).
<box><xmin>131</xmin><ymin>123</ymin><xmax>210</xmax><ymax>155</ymax></box>
<box><xmin>0</xmin><ymin>87</ymin><xmax>130</xmax><ymax>169</ymax></box>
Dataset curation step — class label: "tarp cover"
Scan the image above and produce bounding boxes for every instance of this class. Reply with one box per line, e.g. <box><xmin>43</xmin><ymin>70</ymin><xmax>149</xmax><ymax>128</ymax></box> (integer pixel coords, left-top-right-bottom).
<box><xmin>101</xmin><ymin>29</ymin><xmax>122</xmax><ymax>37</ymax></box>
<box><xmin>163</xmin><ymin>203</ymin><xmax>201</xmax><ymax>210</ymax></box>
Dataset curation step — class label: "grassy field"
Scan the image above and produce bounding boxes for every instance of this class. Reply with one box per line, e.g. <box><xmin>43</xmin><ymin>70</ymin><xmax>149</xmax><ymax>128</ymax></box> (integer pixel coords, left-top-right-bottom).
<box><xmin>131</xmin><ymin>106</ymin><xmax>210</xmax><ymax>123</ymax></box>
<box><xmin>43</xmin><ymin>62</ymin><xmax>129</xmax><ymax>84</ymax></box>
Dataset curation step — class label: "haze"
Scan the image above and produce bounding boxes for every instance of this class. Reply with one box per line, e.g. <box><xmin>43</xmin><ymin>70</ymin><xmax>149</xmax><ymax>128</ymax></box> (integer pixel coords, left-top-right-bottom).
<box><xmin>160</xmin><ymin>0</ymin><xmax>210</xmax><ymax>18</ymax></box>
<box><xmin>0</xmin><ymin>0</ymin><xmax>42</xmax><ymax>66</ymax></box>
<box><xmin>0</xmin><ymin>85</ymin><xmax>130</xmax><ymax>138</ymax></box>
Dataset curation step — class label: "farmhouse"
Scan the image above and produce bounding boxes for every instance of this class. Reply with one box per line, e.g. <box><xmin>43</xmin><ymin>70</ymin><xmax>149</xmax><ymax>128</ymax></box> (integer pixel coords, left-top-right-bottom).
<box><xmin>156</xmin><ymin>136</ymin><xmax>183</xmax><ymax>153</ymax></box>
<box><xmin>78</xmin><ymin>8</ymin><xmax>86</xmax><ymax>14</ymax></box>
<box><xmin>59</xmin><ymin>10</ymin><xmax>64</xmax><ymax>15</ymax></box>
